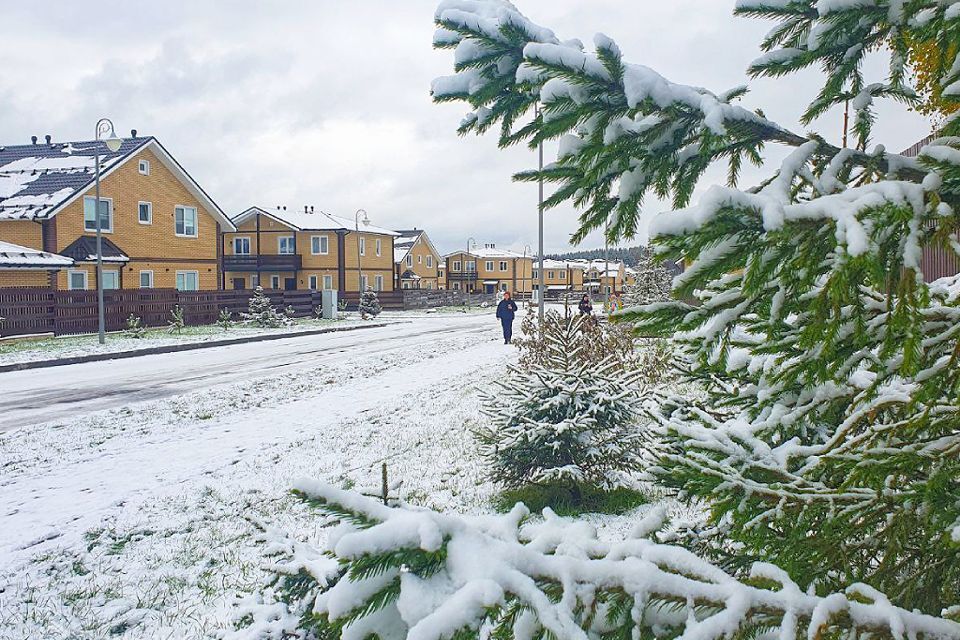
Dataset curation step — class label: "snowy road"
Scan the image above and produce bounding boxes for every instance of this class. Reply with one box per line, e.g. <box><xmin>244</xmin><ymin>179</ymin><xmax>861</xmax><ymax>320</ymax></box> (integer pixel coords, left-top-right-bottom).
<box><xmin>0</xmin><ymin>314</ymin><xmax>491</xmax><ymax>432</ymax></box>
<box><xmin>0</xmin><ymin>313</ymin><xmax>517</xmax><ymax>639</ymax></box>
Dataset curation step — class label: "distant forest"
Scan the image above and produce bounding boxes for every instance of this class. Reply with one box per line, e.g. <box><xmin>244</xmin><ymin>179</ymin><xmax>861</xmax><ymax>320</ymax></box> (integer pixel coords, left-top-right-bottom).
<box><xmin>546</xmin><ymin>246</ymin><xmax>651</xmax><ymax>267</ymax></box>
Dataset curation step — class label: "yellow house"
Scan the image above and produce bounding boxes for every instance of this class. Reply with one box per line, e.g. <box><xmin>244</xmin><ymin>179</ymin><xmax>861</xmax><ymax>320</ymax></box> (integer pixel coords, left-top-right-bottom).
<box><xmin>531</xmin><ymin>259</ymin><xmax>585</xmax><ymax>296</ymax></box>
<box><xmin>571</xmin><ymin>259</ymin><xmax>626</xmax><ymax>295</ymax></box>
<box><xmin>0</xmin><ymin>240</ymin><xmax>73</xmax><ymax>288</ymax></box>
<box><xmin>394</xmin><ymin>229</ymin><xmax>441</xmax><ymax>290</ymax></box>
<box><xmin>223</xmin><ymin>206</ymin><xmax>398</xmax><ymax>292</ymax></box>
<box><xmin>443</xmin><ymin>244</ymin><xmax>533</xmax><ymax>295</ymax></box>
<box><xmin>438</xmin><ymin>260</ymin><xmax>447</xmax><ymax>290</ymax></box>
<box><xmin>0</xmin><ymin>133</ymin><xmax>234</xmax><ymax>290</ymax></box>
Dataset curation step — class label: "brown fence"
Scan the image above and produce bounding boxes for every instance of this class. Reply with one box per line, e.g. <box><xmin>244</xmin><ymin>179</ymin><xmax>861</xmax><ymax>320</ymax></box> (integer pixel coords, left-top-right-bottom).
<box><xmin>0</xmin><ymin>288</ymin><xmax>498</xmax><ymax>338</ymax></box>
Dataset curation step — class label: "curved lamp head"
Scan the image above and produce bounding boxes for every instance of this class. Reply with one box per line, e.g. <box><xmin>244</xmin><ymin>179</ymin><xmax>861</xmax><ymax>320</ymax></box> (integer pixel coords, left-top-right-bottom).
<box><xmin>97</xmin><ymin>118</ymin><xmax>123</xmax><ymax>152</ymax></box>
<box><xmin>104</xmin><ymin>133</ymin><xmax>122</xmax><ymax>153</ymax></box>
<box><xmin>356</xmin><ymin>209</ymin><xmax>370</xmax><ymax>226</ymax></box>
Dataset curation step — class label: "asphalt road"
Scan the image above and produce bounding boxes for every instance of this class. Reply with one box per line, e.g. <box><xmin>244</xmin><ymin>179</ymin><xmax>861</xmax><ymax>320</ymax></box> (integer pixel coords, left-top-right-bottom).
<box><xmin>0</xmin><ymin>314</ymin><xmax>492</xmax><ymax>432</ymax></box>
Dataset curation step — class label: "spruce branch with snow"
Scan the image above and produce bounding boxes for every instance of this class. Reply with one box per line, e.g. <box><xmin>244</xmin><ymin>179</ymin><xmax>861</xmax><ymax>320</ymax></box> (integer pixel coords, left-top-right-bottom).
<box><xmin>228</xmin><ymin>482</ymin><xmax>960</xmax><ymax>640</ymax></box>
<box><xmin>434</xmin><ymin>0</ymin><xmax>960</xmax><ymax>615</ymax></box>
<box><xmin>167</xmin><ymin>305</ymin><xmax>185</xmax><ymax>335</ymax></box>
<box><xmin>123</xmin><ymin>314</ymin><xmax>146</xmax><ymax>339</ymax></box>
<box><xmin>475</xmin><ymin>312</ymin><xmax>647</xmax><ymax>494</ymax></box>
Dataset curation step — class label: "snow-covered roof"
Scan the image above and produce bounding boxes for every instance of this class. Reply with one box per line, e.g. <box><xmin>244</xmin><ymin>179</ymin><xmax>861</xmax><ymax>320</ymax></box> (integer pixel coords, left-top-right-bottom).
<box><xmin>392</xmin><ymin>228</ymin><xmax>440</xmax><ymax>264</ymax></box>
<box><xmin>60</xmin><ymin>236</ymin><xmax>129</xmax><ymax>263</ymax></box>
<box><xmin>538</xmin><ymin>259</ymin><xmax>574</xmax><ymax>270</ymax></box>
<box><xmin>444</xmin><ymin>245</ymin><xmax>531</xmax><ymax>259</ymax></box>
<box><xmin>233</xmin><ymin>206</ymin><xmax>398</xmax><ymax>236</ymax></box>
<box><xmin>0</xmin><ymin>240</ymin><xmax>73</xmax><ymax>269</ymax></box>
<box><xmin>0</xmin><ymin>136</ymin><xmax>235</xmax><ymax>231</ymax></box>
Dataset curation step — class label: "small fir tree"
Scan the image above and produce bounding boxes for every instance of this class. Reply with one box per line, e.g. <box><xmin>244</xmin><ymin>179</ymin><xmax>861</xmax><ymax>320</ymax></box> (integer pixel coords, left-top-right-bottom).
<box><xmin>123</xmin><ymin>314</ymin><xmax>146</xmax><ymax>339</ymax></box>
<box><xmin>217</xmin><ymin>308</ymin><xmax>233</xmax><ymax>331</ymax></box>
<box><xmin>167</xmin><ymin>305</ymin><xmax>185</xmax><ymax>335</ymax></box>
<box><xmin>621</xmin><ymin>249</ymin><xmax>673</xmax><ymax>307</ymax></box>
<box><xmin>240</xmin><ymin>286</ymin><xmax>290</xmax><ymax>328</ymax></box>
<box><xmin>357</xmin><ymin>287</ymin><xmax>381</xmax><ymax>319</ymax></box>
<box><xmin>474</xmin><ymin>312</ymin><xmax>647</xmax><ymax>495</ymax></box>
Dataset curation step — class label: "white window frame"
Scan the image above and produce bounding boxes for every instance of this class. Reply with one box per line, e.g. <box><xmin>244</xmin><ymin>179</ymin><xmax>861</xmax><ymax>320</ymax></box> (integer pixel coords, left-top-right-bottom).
<box><xmin>426</xmin><ymin>256</ymin><xmax>433</xmax><ymax>268</ymax></box>
<box><xmin>271</xmin><ymin>275</ymin><xmax>280</xmax><ymax>289</ymax></box>
<box><xmin>485</xmin><ymin>260</ymin><xmax>494</xmax><ymax>272</ymax></box>
<box><xmin>499</xmin><ymin>261</ymin><xmax>508</xmax><ymax>271</ymax></box>
<box><xmin>101</xmin><ymin>269</ymin><xmax>119</xmax><ymax>290</ymax></box>
<box><xmin>417</xmin><ymin>254</ymin><xmax>422</xmax><ymax>264</ymax></box>
<box><xmin>278</xmin><ymin>236</ymin><xmax>295</xmax><ymax>255</ymax></box>
<box><xmin>375</xmin><ymin>239</ymin><xmax>382</xmax><ymax>257</ymax></box>
<box><xmin>322</xmin><ymin>275</ymin><xmax>333</xmax><ymax>290</ymax></box>
<box><xmin>176</xmin><ymin>270</ymin><xmax>200</xmax><ymax>291</ymax></box>
<box><xmin>139</xmin><ymin>270</ymin><xmax>154</xmax><ymax>288</ymax></box>
<box><xmin>233</xmin><ymin>237</ymin><xmax>251</xmax><ymax>255</ymax></box>
<box><xmin>374</xmin><ymin>275</ymin><xmax>384</xmax><ymax>291</ymax></box>
<box><xmin>83</xmin><ymin>196</ymin><xmax>113</xmax><ymax>233</ymax></box>
<box><xmin>309</xmin><ymin>275</ymin><xmax>319</xmax><ymax>290</ymax></box>
<box><xmin>453</xmin><ymin>260</ymin><xmax>461</xmax><ymax>271</ymax></box>
<box><xmin>359</xmin><ymin>237</ymin><xmax>366</xmax><ymax>256</ymax></box>
<box><xmin>532</xmin><ymin>270</ymin><xmax>539</xmax><ymax>279</ymax></box>
<box><xmin>67</xmin><ymin>269</ymin><xmax>88</xmax><ymax>290</ymax></box>
<box><xmin>453</xmin><ymin>282</ymin><xmax>461</xmax><ymax>291</ymax></box>
<box><xmin>500</xmin><ymin>283</ymin><xmax>508</xmax><ymax>292</ymax></box>
<box><xmin>559</xmin><ymin>270</ymin><xmax>567</xmax><ymax>279</ymax></box>
<box><xmin>548</xmin><ymin>271</ymin><xmax>555</xmax><ymax>280</ymax></box>
<box><xmin>466</xmin><ymin>260</ymin><xmax>476</xmax><ymax>272</ymax></box>
<box><xmin>174</xmin><ymin>205</ymin><xmax>198</xmax><ymax>238</ymax></box>
<box><xmin>138</xmin><ymin>159</ymin><xmax>150</xmax><ymax>175</ymax></box>
<box><xmin>406</xmin><ymin>255</ymin><xmax>413</xmax><ymax>267</ymax></box>
<box><xmin>138</xmin><ymin>201</ymin><xmax>153</xmax><ymax>225</ymax></box>
<box><xmin>311</xmin><ymin>235</ymin><xmax>329</xmax><ymax>255</ymax></box>
<box><xmin>361</xmin><ymin>274</ymin><xmax>369</xmax><ymax>290</ymax></box>
<box><xmin>250</xmin><ymin>275</ymin><xmax>259</xmax><ymax>287</ymax></box>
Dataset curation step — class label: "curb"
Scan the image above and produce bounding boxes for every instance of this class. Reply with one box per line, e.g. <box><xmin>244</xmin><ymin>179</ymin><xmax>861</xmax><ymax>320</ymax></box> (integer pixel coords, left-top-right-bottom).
<box><xmin>0</xmin><ymin>322</ymin><xmax>396</xmax><ymax>374</ymax></box>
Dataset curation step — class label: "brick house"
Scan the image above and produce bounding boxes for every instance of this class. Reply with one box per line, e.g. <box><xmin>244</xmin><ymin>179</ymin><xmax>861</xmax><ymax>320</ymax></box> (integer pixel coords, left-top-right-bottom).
<box><xmin>0</xmin><ymin>134</ymin><xmax>234</xmax><ymax>290</ymax></box>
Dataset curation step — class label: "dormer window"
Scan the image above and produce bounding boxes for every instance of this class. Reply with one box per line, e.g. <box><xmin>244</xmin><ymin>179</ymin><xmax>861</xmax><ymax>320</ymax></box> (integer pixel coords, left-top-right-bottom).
<box><xmin>138</xmin><ymin>159</ymin><xmax>150</xmax><ymax>175</ymax></box>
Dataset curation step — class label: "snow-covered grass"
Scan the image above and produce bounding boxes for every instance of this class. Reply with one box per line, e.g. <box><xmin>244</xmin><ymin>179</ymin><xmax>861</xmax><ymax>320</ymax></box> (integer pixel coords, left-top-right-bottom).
<box><xmin>0</xmin><ymin>316</ymin><xmax>685</xmax><ymax>639</ymax></box>
<box><xmin>0</xmin><ymin>316</ymin><xmax>379</xmax><ymax>367</ymax></box>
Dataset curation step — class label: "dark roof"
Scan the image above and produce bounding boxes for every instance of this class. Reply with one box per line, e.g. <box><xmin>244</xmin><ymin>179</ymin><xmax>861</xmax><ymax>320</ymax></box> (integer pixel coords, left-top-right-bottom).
<box><xmin>60</xmin><ymin>236</ymin><xmax>129</xmax><ymax>263</ymax></box>
<box><xmin>0</xmin><ymin>137</ymin><xmax>152</xmax><ymax>221</ymax></box>
<box><xmin>399</xmin><ymin>269</ymin><xmax>421</xmax><ymax>279</ymax></box>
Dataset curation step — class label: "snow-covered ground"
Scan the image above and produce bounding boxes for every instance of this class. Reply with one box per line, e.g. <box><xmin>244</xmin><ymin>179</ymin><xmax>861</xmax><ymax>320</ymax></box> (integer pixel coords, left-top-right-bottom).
<box><xmin>0</xmin><ymin>313</ymin><xmax>669</xmax><ymax>639</ymax></box>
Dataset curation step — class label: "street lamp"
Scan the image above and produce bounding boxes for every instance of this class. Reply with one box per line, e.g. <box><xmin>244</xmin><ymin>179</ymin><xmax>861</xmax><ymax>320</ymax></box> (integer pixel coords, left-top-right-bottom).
<box><xmin>466</xmin><ymin>237</ymin><xmax>476</xmax><ymax>293</ymax></box>
<box><xmin>534</xmin><ymin>103</ymin><xmax>545</xmax><ymax>322</ymax></box>
<box><xmin>522</xmin><ymin>244</ymin><xmax>533</xmax><ymax>299</ymax></box>
<box><xmin>94</xmin><ymin>118</ymin><xmax>122</xmax><ymax>345</ymax></box>
<box><xmin>355</xmin><ymin>208</ymin><xmax>370</xmax><ymax>295</ymax></box>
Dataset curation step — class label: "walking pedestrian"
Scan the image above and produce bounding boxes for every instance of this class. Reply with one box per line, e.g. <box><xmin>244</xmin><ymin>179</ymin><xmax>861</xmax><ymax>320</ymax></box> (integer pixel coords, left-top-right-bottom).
<box><xmin>496</xmin><ymin>291</ymin><xmax>519</xmax><ymax>344</ymax></box>
<box><xmin>578</xmin><ymin>294</ymin><xmax>593</xmax><ymax>316</ymax></box>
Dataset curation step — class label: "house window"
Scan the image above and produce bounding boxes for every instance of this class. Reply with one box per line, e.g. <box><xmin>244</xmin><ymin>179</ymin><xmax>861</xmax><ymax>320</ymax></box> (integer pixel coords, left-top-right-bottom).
<box><xmin>138</xmin><ymin>201</ymin><xmax>152</xmax><ymax>225</ymax></box>
<box><xmin>175</xmin><ymin>206</ymin><xmax>198</xmax><ymax>237</ymax></box>
<box><xmin>139</xmin><ymin>270</ymin><xmax>154</xmax><ymax>288</ymax></box>
<box><xmin>375</xmin><ymin>239</ymin><xmax>382</xmax><ymax>257</ymax></box>
<box><xmin>453</xmin><ymin>282</ymin><xmax>461</xmax><ymax>291</ymax></box>
<box><xmin>406</xmin><ymin>255</ymin><xmax>413</xmax><ymax>267</ymax></box>
<box><xmin>426</xmin><ymin>256</ymin><xmax>433</xmax><ymax>268</ymax></box>
<box><xmin>485</xmin><ymin>261</ymin><xmax>494</xmax><ymax>271</ymax></box>
<box><xmin>499</xmin><ymin>261</ymin><xmax>508</xmax><ymax>271</ymax></box>
<box><xmin>234</xmin><ymin>237</ymin><xmax>251</xmax><ymax>254</ymax></box>
<box><xmin>278</xmin><ymin>236</ymin><xmax>295</xmax><ymax>254</ymax></box>
<box><xmin>548</xmin><ymin>271</ymin><xmax>555</xmax><ymax>279</ymax></box>
<box><xmin>532</xmin><ymin>270</ymin><xmax>539</xmax><ymax>279</ymax></box>
<box><xmin>250</xmin><ymin>275</ymin><xmax>259</xmax><ymax>287</ymax></box>
<box><xmin>559</xmin><ymin>270</ymin><xmax>566</xmax><ymax>279</ymax></box>
<box><xmin>176</xmin><ymin>271</ymin><xmax>199</xmax><ymax>291</ymax></box>
<box><xmin>270</xmin><ymin>275</ymin><xmax>280</xmax><ymax>289</ymax></box>
<box><xmin>359</xmin><ymin>237</ymin><xmax>366</xmax><ymax>256</ymax></box>
<box><xmin>83</xmin><ymin>196</ymin><xmax>113</xmax><ymax>232</ymax></box>
<box><xmin>375</xmin><ymin>275</ymin><xmax>384</xmax><ymax>291</ymax></box>
<box><xmin>361</xmin><ymin>275</ymin><xmax>369</xmax><ymax>290</ymax></box>
<box><xmin>101</xmin><ymin>270</ymin><xmax>119</xmax><ymax>290</ymax></box>
<box><xmin>323</xmin><ymin>275</ymin><xmax>333</xmax><ymax>290</ymax></box>
<box><xmin>500</xmin><ymin>283</ymin><xmax>508</xmax><ymax>292</ymax></box>
<box><xmin>453</xmin><ymin>261</ymin><xmax>461</xmax><ymax>271</ymax></box>
<box><xmin>418</xmin><ymin>255</ymin><xmax>422</xmax><ymax>264</ymax></box>
<box><xmin>309</xmin><ymin>275</ymin><xmax>318</xmax><ymax>290</ymax></box>
<box><xmin>403</xmin><ymin>282</ymin><xmax>410</xmax><ymax>290</ymax></box>
<box><xmin>68</xmin><ymin>270</ymin><xmax>88</xmax><ymax>290</ymax></box>
<box><xmin>138</xmin><ymin>159</ymin><xmax>150</xmax><ymax>175</ymax></box>
<box><xmin>466</xmin><ymin>260</ymin><xmax>476</xmax><ymax>272</ymax></box>
<box><xmin>311</xmin><ymin>235</ymin><xmax>329</xmax><ymax>255</ymax></box>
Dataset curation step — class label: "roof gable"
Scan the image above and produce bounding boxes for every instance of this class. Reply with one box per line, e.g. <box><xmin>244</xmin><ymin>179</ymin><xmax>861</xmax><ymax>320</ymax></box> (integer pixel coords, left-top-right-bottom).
<box><xmin>232</xmin><ymin>206</ymin><xmax>398</xmax><ymax>236</ymax></box>
<box><xmin>0</xmin><ymin>240</ymin><xmax>73</xmax><ymax>269</ymax></box>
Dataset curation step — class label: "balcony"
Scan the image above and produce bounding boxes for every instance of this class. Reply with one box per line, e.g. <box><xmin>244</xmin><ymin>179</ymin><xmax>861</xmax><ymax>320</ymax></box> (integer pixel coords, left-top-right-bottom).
<box><xmin>223</xmin><ymin>254</ymin><xmax>302</xmax><ymax>272</ymax></box>
<box><xmin>446</xmin><ymin>272</ymin><xmax>479</xmax><ymax>282</ymax></box>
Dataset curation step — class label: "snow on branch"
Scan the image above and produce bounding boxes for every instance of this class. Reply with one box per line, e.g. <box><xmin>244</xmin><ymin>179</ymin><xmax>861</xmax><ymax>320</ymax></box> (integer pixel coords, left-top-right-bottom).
<box><xmin>229</xmin><ymin>482</ymin><xmax>960</xmax><ymax>640</ymax></box>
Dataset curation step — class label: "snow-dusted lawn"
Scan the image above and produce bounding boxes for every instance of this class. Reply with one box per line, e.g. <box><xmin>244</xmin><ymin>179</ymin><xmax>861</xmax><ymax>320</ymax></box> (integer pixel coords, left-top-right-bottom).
<box><xmin>0</xmin><ymin>314</ymin><xmax>675</xmax><ymax>639</ymax></box>
<box><xmin>0</xmin><ymin>317</ymin><xmax>382</xmax><ymax>367</ymax></box>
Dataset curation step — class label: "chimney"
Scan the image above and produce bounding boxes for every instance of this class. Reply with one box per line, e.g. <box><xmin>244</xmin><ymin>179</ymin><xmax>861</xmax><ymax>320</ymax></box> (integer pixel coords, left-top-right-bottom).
<box><xmin>31</xmin><ymin>136</ymin><xmax>37</xmax><ymax>145</ymax></box>
<box><xmin>310</xmin><ymin>205</ymin><xmax>315</xmax><ymax>213</ymax></box>
<box><xmin>304</xmin><ymin>205</ymin><xmax>308</xmax><ymax>214</ymax></box>
<box><xmin>45</xmin><ymin>134</ymin><xmax>52</xmax><ymax>145</ymax></box>
<box><xmin>131</xmin><ymin>129</ymin><xmax>138</xmax><ymax>138</ymax></box>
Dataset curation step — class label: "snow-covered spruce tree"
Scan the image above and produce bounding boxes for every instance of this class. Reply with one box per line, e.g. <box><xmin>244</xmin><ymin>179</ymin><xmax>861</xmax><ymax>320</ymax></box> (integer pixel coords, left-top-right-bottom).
<box><xmin>430</xmin><ymin>0</ymin><xmax>960</xmax><ymax>613</ymax></box>
<box><xmin>167</xmin><ymin>305</ymin><xmax>185</xmax><ymax>335</ymax></box>
<box><xmin>474</xmin><ymin>312</ymin><xmax>646</xmax><ymax>495</ymax></box>
<box><xmin>227</xmin><ymin>483</ymin><xmax>960</xmax><ymax>640</ymax></box>
<box><xmin>358</xmin><ymin>287</ymin><xmax>382</xmax><ymax>319</ymax></box>
<box><xmin>621</xmin><ymin>249</ymin><xmax>672</xmax><ymax>307</ymax></box>
<box><xmin>123</xmin><ymin>314</ymin><xmax>146</xmax><ymax>339</ymax></box>
<box><xmin>241</xmin><ymin>286</ymin><xmax>290</xmax><ymax>328</ymax></box>
<box><xmin>513</xmin><ymin>307</ymin><xmax>638</xmax><ymax>370</ymax></box>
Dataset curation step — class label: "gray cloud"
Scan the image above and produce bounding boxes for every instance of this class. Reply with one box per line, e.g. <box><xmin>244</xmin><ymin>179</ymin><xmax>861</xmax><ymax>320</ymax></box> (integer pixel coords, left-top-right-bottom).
<box><xmin>0</xmin><ymin>0</ymin><xmax>935</xmax><ymax>253</ymax></box>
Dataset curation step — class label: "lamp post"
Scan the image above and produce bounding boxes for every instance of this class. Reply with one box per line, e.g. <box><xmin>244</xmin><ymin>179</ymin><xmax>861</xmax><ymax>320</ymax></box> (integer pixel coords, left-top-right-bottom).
<box><xmin>94</xmin><ymin>118</ymin><xmax>122</xmax><ymax>345</ymax></box>
<box><xmin>355</xmin><ymin>208</ymin><xmax>370</xmax><ymax>295</ymax></box>
<box><xmin>535</xmin><ymin>103</ymin><xmax>545</xmax><ymax>323</ymax></box>
<box><xmin>522</xmin><ymin>244</ymin><xmax>533</xmax><ymax>299</ymax></box>
<box><xmin>466</xmin><ymin>236</ymin><xmax>476</xmax><ymax>293</ymax></box>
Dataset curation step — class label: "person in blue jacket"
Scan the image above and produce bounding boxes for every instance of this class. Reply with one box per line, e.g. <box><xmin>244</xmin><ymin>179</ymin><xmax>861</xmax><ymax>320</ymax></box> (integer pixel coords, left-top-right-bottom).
<box><xmin>495</xmin><ymin>291</ymin><xmax>519</xmax><ymax>344</ymax></box>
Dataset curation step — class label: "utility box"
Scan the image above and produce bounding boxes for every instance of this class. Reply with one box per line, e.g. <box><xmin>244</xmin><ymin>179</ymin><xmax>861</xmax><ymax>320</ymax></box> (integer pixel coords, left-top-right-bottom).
<box><xmin>321</xmin><ymin>290</ymin><xmax>338</xmax><ymax>320</ymax></box>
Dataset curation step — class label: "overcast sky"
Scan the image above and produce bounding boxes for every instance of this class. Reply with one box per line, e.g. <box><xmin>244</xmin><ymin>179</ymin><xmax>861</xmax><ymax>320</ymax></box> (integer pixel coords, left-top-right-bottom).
<box><xmin>0</xmin><ymin>1</ymin><xmax>935</xmax><ymax>254</ymax></box>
